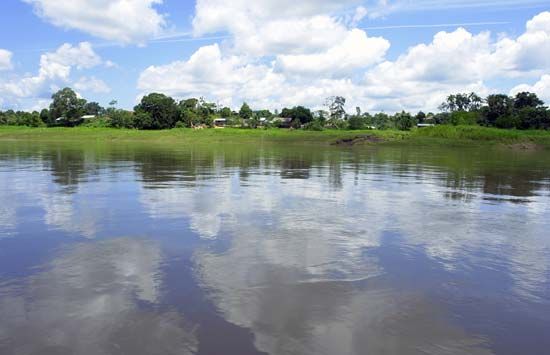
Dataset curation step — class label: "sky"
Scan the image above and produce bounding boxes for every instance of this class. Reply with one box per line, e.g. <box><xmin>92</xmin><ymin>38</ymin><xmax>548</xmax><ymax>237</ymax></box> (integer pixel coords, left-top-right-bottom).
<box><xmin>0</xmin><ymin>0</ymin><xmax>549</xmax><ymax>113</ymax></box>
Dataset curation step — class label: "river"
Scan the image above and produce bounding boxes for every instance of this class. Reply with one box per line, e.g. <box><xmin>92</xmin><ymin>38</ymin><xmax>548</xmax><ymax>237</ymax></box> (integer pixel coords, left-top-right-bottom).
<box><xmin>0</xmin><ymin>141</ymin><xmax>549</xmax><ymax>355</ymax></box>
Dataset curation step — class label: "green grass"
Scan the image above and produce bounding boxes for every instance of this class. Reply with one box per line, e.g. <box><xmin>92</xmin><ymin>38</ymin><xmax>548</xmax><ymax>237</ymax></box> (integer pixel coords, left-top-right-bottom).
<box><xmin>0</xmin><ymin>125</ymin><xmax>549</xmax><ymax>148</ymax></box>
<box><xmin>409</xmin><ymin>125</ymin><xmax>550</xmax><ymax>146</ymax></box>
<box><xmin>0</xmin><ymin>126</ymin><xmax>408</xmax><ymax>145</ymax></box>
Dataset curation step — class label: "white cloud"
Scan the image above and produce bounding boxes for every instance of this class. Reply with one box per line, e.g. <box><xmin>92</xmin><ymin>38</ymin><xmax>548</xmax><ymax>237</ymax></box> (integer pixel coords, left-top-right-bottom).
<box><xmin>233</xmin><ymin>15</ymin><xmax>351</xmax><ymax>56</ymax></box>
<box><xmin>351</xmin><ymin>6</ymin><xmax>368</xmax><ymax>25</ymax></box>
<box><xmin>24</xmin><ymin>0</ymin><xmax>167</xmax><ymax>44</ymax></box>
<box><xmin>359</xmin><ymin>11</ymin><xmax>550</xmax><ymax>111</ymax></box>
<box><xmin>492</xmin><ymin>11</ymin><xmax>550</xmax><ymax>76</ymax></box>
<box><xmin>369</xmin><ymin>29</ymin><xmax>493</xmax><ymax>84</ymax></box>
<box><xmin>138</xmin><ymin>9</ymin><xmax>550</xmax><ymax>113</ymax></box>
<box><xmin>511</xmin><ymin>75</ymin><xmax>550</xmax><ymax>103</ymax></box>
<box><xmin>275</xmin><ymin>29</ymin><xmax>389</xmax><ymax>76</ymax></box>
<box><xmin>138</xmin><ymin>44</ymin><xmax>282</xmax><ymax>107</ymax></box>
<box><xmin>39</xmin><ymin>42</ymin><xmax>102</xmax><ymax>81</ymax></box>
<box><xmin>0</xmin><ymin>49</ymin><xmax>13</xmax><ymax>71</ymax></box>
<box><xmin>192</xmin><ymin>0</ymin><xmax>359</xmax><ymax>36</ymax></box>
<box><xmin>74</xmin><ymin>76</ymin><xmax>111</xmax><ymax>94</ymax></box>
<box><xmin>0</xmin><ymin>42</ymin><xmax>106</xmax><ymax>110</ymax></box>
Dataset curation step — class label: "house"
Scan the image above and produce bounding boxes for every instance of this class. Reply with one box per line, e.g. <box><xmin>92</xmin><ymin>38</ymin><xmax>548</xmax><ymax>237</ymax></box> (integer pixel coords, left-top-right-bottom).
<box><xmin>417</xmin><ymin>123</ymin><xmax>435</xmax><ymax>128</ymax></box>
<box><xmin>56</xmin><ymin>114</ymin><xmax>95</xmax><ymax>122</ymax></box>
<box><xmin>213</xmin><ymin>118</ymin><xmax>227</xmax><ymax>128</ymax></box>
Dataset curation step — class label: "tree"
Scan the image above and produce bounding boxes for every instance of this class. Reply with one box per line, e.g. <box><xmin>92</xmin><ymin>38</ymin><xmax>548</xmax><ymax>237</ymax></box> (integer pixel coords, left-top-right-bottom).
<box><xmin>39</xmin><ymin>109</ymin><xmax>50</xmax><ymax>124</ymax></box>
<box><xmin>84</xmin><ymin>102</ymin><xmax>104</xmax><ymax>116</ymax></box>
<box><xmin>415</xmin><ymin>111</ymin><xmax>426</xmax><ymax>123</ymax></box>
<box><xmin>179</xmin><ymin>108</ymin><xmax>199</xmax><ymax>127</ymax></box>
<box><xmin>480</xmin><ymin>94</ymin><xmax>513</xmax><ymax>127</ymax></box>
<box><xmin>280</xmin><ymin>106</ymin><xmax>313</xmax><ymax>124</ymax></box>
<box><xmin>198</xmin><ymin>97</ymin><xmax>216</xmax><ymax>119</ymax></box>
<box><xmin>180</xmin><ymin>98</ymin><xmax>199</xmax><ymax>110</ymax></box>
<box><xmin>49</xmin><ymin>87</ymin><xmax>87</xmax><ymax>126</ymax></box>
<box><xmin>372</xmin><ymin>112</ymin><xmax>392</xmax><ymax>129</ymax></box>
<box><xmin>326</xmin><ymin>96</ymin><xmax>346</xmax><ymax>120</ymax></box>
<box><xmin>220</xmin><ymin>107</ymin><xmax>232</xmax><ymax>118</ymax></box>
<box><xmin>239</xmin><ymin>102</ymin><xmax>253</xmax><ymax>120</ymax></box>
<box><xmin>109</xmin><ymin>110</ymin><xmax>134</xmax><ymax>128</ymax></box>
<box><xmin>133</xmin><ymin>111</ymin><xmax>154</xmax><ymax>130</ymax></box>
<box><xmin>280</xmin><ymin>107</ymin><xmax>292</xmax><ymax>118</ymax></box>
<box><xmin>515</xmin><ymin>107</ymin><xmax>549</xmax><ymax>130</ymax></box>
<box><xmin>394</xmin><ymin>111</ymin><xmax>416</xmax><ymax>131</ymax></box>
<box><xmin>134</xmin><ymin>93</ymin><xmax>178</xmax><ymax>129</ymax></box>
<box><xmin>513</xmin><ymin>92</ymin><xmax>544</xmax><ymax>110</ymax></box>
<box><xmin>348</xmin><ymin>114</ymin><xmax>366</xmax><ymax>130</ymax></box>
<box><xmin>440</xmin><ymin>92</ymin><xmax>482</xmax><ymax>112</ymax></box>
<box><xmin>315</xmin><ymin>110</ymin><xmax>329</xmax><ymax>122</ymax></box>
<box><xmin>292</xmin><ymin>106</ymin><xmax>313</xmax><ymax>124</ymax></box>
<box><xmin>255</xmin><ymin>109</ymin><xmax>272</xmax><ymax>119</ymax></box>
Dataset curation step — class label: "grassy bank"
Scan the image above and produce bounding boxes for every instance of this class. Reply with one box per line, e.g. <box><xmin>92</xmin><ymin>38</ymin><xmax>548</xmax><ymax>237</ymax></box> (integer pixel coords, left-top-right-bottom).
<box><xmin>0</xmin><ymin>126</ymin><xmax>408</xmax><ymax>145</ymax></box>
<box><xmin>0</xmin><ymin>125</ymin><xmax>549</xmax><ymax>147</ymax></box>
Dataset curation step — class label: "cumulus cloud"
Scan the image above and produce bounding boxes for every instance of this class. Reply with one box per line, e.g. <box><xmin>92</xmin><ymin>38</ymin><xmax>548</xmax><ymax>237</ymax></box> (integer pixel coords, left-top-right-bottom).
<box><xmin>360</xmin><ymin>11</ymin><xmax>550</xmax><ymax>110</ymax></box>
<box><xmin>192</xmin><ymin>0</ymin><xmax>359</xmax><ymax>36</ymax></box>
<box><xmin>24</xmin><ymin>0</ymin><xmax>167</xmax><ymax>44</ymax></box>
<box><xmin>74</xmin><ymin>76</ymin><xmax>111</xmax><ymax>94</ymax></box>
<box><xmin>138</xmin><ymin>44</ymin><xmax>283</xmax><ymax>107</ymax></box>
<box><xmin>275</xmin><ymin>29</ymin><xmax>389</xmax><ymax>76</ymax></box>
<box><xmin>511</xmin><ymin>75</ymin><xmax>550</xmax><ymax>103</ymax></box>
<box><xmin>138</xmin><ymin>8</ymin><xmax>550</xmax><ymax>112</ymax></box>
<box><xmin>0</xmin><ymin>49</ymin><xmax>13</xmax><ymax>71</ymax></box>
<box><xmin>231</xmin><ymin>15</ymin><xmax>351</xmax><ymax>56</ymax></box>
<box><xmin>493</xmin><ymin>11</ymin><xmax>550</xmax><ymax>76</ymax></box>
<box><xmin>0</xmin><ymin>42</ymin><xmax>106</xmax><ymax>110</ymax></box>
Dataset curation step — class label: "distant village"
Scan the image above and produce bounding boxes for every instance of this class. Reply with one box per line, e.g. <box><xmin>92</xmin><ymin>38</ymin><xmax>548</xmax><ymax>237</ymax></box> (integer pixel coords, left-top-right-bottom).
<box><xmin>1</xmin><ymin>88</ymin><xmax>549</xmax><ymax>131</ymax></box>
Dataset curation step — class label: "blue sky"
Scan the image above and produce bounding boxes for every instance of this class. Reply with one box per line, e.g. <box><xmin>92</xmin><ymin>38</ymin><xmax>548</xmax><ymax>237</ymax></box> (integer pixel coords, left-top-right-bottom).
<box><xmin>1</xmin><ymin>0</ymin><xmax>549</xmax><ymax>112</ymax></box>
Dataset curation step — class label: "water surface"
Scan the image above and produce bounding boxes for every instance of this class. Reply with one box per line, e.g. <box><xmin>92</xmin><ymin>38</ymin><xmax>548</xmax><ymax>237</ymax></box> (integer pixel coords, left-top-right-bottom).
<box><xmin>0</xmin><ymin>141</ymin><xmax>549</xmax><ymax>355</ymax></box>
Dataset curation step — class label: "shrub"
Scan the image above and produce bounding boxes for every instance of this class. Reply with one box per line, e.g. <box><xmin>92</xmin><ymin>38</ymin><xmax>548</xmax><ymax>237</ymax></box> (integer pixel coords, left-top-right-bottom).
<box><xmin>109</xmin><ymin>110</ymin><xmax>134</xmax><ymax>128</ymax></box>
<box><xmin>304</xmin><ymin>119</ymin><xmax>324</xmax><ymax>131</ymax></box>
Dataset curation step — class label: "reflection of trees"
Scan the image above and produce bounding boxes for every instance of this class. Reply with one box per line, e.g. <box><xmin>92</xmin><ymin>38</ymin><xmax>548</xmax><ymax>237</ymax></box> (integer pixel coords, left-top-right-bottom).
<box><xmin>0</xmin><ymin>238</ymin><xmax>197</xmax><ymax>355</ymax></box>
<box><xmin>2</xmin><ymin>141</ymin><xmax>548</xmax><ymax>200</ymax></box>
<box><xmin>44</xmin><ymin>148</ymin><xmax>89</xmax><ymax>193</ymax></box>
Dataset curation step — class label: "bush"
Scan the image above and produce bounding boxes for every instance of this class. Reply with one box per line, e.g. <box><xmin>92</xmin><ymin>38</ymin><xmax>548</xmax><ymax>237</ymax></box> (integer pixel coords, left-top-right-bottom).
<box><xmin>82</xmin><ymin>116</ymin><xmax>109</xmax><ymax>128</ymax></box>
<box><xmin>133</xmin><ymin>112</ymin><xmax>153</xmax><ymax>129</ymax></box>
<box><xmin>348</xmin><ymin>115</ymin><xmax>366</xmax><ymax>130</ymax></box>
<box><xmin>495</xmin><ymin>115</ymin><xmax>520</xmax><ymax>129</ymax></box>
<box><xmin>394</xmin><ymin>112</ymin><xmax>417</xmax><ymax>131</ymax></box>
<box><xmin>304</xmin><ymin>119</ymin><xmax>324</xmax><ymax>131</ymax></box>
<box><xmin>449</xmin><ymin>111</ymin><xmax>479</xmax><ymax>126</ymax></box>
<box><xmin>290</xmin><ymin>118</ymin><xmax>302</xmax><ymax>129</ymax></box>
<box><xmin>109</xmin><ymin>110</ymin><xmax>134</xmax><ymax>128</ymax></box>
<box><xmin>327</xmin><ymin>118</ymin><xmax>349</xmax><ymax>130</ymax></box>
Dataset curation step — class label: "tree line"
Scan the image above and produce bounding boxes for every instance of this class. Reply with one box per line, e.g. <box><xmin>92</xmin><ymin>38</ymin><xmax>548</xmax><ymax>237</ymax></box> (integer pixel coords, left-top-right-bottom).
<box><xmin>1</xmin><ymin>87</ymin><xmax>549</xmax><ymax>131</ymax></box>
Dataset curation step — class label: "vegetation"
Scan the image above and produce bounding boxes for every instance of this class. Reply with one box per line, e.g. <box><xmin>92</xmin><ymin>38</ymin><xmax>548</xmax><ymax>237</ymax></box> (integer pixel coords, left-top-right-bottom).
<box><xmin>1</xmin><ymin>88</ymin><xmax>549</xmax><ymax>146</ymax></box>
<box><xmin>1</xmin><ymin>125</ymin><xmax>549</xmax><ymax>149</ymax></box>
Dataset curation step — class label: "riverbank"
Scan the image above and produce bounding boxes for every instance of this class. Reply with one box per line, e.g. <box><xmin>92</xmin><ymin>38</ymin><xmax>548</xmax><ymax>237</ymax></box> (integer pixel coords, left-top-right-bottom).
<box><xmin>0</xmin><ymin>125</ymin><xmax>549</xmax><ymax>148</ymax></box>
